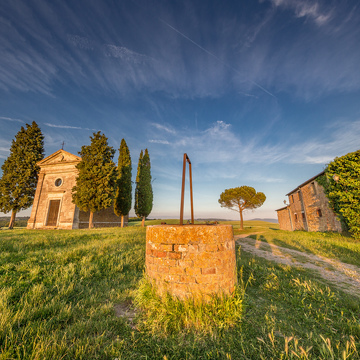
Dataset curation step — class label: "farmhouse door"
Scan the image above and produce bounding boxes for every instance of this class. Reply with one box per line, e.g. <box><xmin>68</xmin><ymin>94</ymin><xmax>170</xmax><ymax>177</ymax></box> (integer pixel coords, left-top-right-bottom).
<box><xmin>47</xmin><ymin>199</ymin><xmax>61</xmax><ymax>226</ymax></box>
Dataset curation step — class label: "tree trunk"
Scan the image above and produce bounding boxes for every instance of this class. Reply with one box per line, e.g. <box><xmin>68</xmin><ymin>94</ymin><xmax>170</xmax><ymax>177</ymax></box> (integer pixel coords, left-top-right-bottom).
<box><xmin>121</xmin><ymin>215</ymin><xmax>124</xmax><ymax>228</ymax></box>
<box><xmin>89</xmin><ymin>211</ymin><xmax>94</xmax><ymax>229</ymax></box>
<box><xmin>141</xmin><ymin>216</ymin><xmax>145</xmax><ymax>227</ymax></box>
<box><xmin>239</xmin><ymin>209</ymin><xmax>244</xmax><ymax>230</ymax></box>
<box><xmin>9</xmin><ymin>210</ymin><xmax>17</xmax><ymax>229</ymax></box>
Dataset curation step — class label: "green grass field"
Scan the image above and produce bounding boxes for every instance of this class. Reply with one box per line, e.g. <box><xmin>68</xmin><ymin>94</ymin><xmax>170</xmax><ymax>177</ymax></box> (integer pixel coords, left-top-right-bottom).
<box><xmin>0</xmin><ymin>221</ymin><xmax>359</xmax><ymax>359</ymax></box>
<box><xmin>248</xmin><ymin>229</ymin><xmax>360</xmax><ymax>267</ymax></box>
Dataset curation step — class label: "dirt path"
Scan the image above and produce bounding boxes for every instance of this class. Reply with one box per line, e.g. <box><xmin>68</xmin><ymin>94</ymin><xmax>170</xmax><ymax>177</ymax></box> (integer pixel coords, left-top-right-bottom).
<box><xmin>235</xmin><ymin>235</ymin><xmax>360</xmax><ymax>298</ymax></box>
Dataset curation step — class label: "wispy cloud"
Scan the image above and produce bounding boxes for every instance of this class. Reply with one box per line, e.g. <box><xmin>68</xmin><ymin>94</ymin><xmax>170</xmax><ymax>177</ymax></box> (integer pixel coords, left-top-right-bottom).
<box><xmin>269</xmin><ymin>0</ymin><xmax>333</xmax><ymax>25</ymax></box>
<box><xmin>239</xmin><ymin>92</ymin><xmax>258</xmax><ymax>99</ymax></box>
<box><xmin>266</xmin><ymin>178</ymin><xmax>285</xmax><ymax>183</ymax></box>
<box><xmin>149</xmin><ymin>139</ymin><xmax>170</xmax><ymax>145</ymax></box>
<box><xmin>1</xmin><ymin>1</ymin><xmax>359</xmax><ymax>101</ymax></box>
<box><xmin>0</xmin><ymin>139</ymin><xmax>11</xmax><ymax>156</ymax></box>
<box><xmin>149</xmin><ymin>118</ymin><xmax>360</xmax><ymax>170</ymax></box>
<box><xmin>289</xmin><ymin>119</ymin><xmax>360</xmax><ymax>164</ymax></box>
<box><xmin>103</xmin><ymin>44</ymin><xmax>148</xmax><ymax>64</ymax></box>
<box><xmin>67</xmin><ymin>33</ymin><xmax>151</xmax><ymax>64</ymax></box>
<box><xmin>44</xmin><ymin>123</ymin><xmax>82</xmax><ymax>129</ymax></box>
<box><xmin>234</xmin><ymin>1</ymin><xmax>360</xmax><ymax>99</ymax></box>
<box><xmin>67</xmin><ymin>34</ymin><xmax>94</xmax><ymax>50</ymax></box>
<box><xmin>0</xmin><ymin>116</ymin><xmax>24</xmax><ymax>123</ymax></box>
<box><xmin>151</xmin><ymin>123</ymin><xmax>176</xmax><ymax>134</ymax></box>
<box><xmin>44</xmin><ymin>123</ymin><xmax>96</xmax><ymax>131</ymax></box>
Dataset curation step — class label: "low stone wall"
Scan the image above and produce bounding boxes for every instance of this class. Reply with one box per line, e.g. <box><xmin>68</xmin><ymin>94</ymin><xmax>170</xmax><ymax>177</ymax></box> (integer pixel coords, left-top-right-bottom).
<box><xmin>146</xmin><ymin>224</ymin><xmax>237</xmax><ymax>300</ymax></box>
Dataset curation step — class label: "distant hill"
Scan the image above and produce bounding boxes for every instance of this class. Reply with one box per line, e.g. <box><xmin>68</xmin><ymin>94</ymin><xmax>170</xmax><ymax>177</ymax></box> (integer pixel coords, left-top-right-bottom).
<box><xmin>195</xmin><ymin>218</ymin><xmax>231</xmax><ymax>221</ymax></box>
<box><xmin>0</xmin><ymin>216</ymin><xmax>30</xmax><ymax>220</ymax></box>
<box><xmin>196</xmin><ymin>218</ymin><xmax>278</xmax><ymax>223</ymax></box>
<box><xmin>0</xmin><ymin>216</ymin><xmax>29</xmax><ymax>228</ymax></box>
<box><xmin>250</xmin><ymin>218</ymin><xmax>278</xmax><ymax>223</ymax></box>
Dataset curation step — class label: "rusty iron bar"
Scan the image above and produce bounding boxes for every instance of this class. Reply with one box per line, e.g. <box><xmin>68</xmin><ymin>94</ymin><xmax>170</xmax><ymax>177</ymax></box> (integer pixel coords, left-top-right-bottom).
<box><xmin>180</xmin><ymin>153</ymin><xmax>194</xmax><ymax>225</ymax></box>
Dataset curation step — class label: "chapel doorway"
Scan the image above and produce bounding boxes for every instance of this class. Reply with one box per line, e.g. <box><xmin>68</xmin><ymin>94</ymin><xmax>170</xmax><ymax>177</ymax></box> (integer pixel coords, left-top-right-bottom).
<box><xmin>47</xmin><ymin>199</ymin><xmax>61</xmax><ymax>226</ymax></box>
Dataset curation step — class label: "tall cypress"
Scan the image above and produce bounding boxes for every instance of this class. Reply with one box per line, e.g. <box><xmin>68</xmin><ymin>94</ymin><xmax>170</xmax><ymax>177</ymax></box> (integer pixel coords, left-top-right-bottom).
<box><xmin>114</xmin><ymin>138</ymin><xmax>132</xmax><ymax>227</ymax></box>
<box><xmin>0</xmin><ymin>122</ymin><xmax>45</xmax><ymax>229</ymax></box>
<box><xmin>72</xmin><ymin>131</ymin><xmax>116</xmax><ymax>229</ymax></box>
<box><xmin>134</xmin><ymin>148</ymin><xmax>153</xmax><ymax>227</ymax></box>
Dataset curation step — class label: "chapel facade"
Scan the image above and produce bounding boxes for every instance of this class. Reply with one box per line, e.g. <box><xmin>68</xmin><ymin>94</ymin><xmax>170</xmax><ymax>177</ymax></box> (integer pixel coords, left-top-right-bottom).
<box><xmin>27</xmin><ymin>149</ymin><xmax>127</xmax><ymax>229</ymax></box>
<box><xmin>276</xmin><ymin>171</ymin><xmax>342</xmax><ymax>233</ymax></box>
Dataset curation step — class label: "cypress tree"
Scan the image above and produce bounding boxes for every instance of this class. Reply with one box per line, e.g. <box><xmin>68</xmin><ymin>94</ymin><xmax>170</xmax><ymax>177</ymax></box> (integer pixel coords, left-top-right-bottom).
<box><xmin>0</xmin><ymin>122</ymin><xmax>45</xmax><ymax>229</ymax></box>
<box><xmin>114</xmin><ymin>138</ymin><xmax>132</xmax><ymax>227</ymax></box>
<box><xmin>134</xmin><ymin>148</ymin><xmax>153</xmax><ymax>227</ymax></box>
<box><xmin>72</xmin><ymin>131</ymin><xmax>116</xmax><ymax>229</ymax></box>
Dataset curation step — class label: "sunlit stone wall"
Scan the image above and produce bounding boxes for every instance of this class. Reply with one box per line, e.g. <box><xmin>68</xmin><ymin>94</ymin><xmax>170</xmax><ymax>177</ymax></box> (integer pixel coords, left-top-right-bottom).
<box><xmin>145</xmin><ymin>224</ymin><xmax>237</xmax><ymax>300</ymax></box>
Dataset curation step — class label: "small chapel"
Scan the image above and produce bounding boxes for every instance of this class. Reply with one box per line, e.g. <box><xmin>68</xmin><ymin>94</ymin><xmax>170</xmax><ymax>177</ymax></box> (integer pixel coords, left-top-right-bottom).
<box><xmin>27</xmin><ymin>149</ymin><xmax>126</xmax><ymax>229</ymax></box>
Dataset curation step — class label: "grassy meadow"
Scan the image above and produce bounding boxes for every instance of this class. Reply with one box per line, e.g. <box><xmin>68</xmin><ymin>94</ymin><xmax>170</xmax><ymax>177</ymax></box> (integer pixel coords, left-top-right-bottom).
<box><xmin>248</xmin><ymin>229</ymin><xmax>360</xmax><ymax>267</ymax></box>
<box><xmin>0</xmin><ymin>221</ymin><xmax>359</xmax><ymax>359</ymax></box>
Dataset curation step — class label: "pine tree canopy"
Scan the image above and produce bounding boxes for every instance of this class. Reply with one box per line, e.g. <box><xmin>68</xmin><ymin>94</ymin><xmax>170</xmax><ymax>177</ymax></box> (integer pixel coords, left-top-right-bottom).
<box><xmin>134</xmin><ymin>148</ymin><xmax>153</xmax><ymax>219</ymax></box>
<box><xmin>114</xmin><ymin>138</ymin><xmax>132</xmax><ymax>217</ymax></box>
<box><xmin>218</xmin><ymin>186</ymin><xmax>266</xmax><ymax>212</ymax></box>
<box><xmin>218</xmin><ymin>186</ymin><xmax>266</xmax><ymax>229</ymax></box>
<box><xmin>0</xmin><ymin>121</ymin><xmax>45</xmax><ymax>213</ymax></box>
<box><xmin>72</xmin><ymin>131</ymin><xmax>116</xmax><ymax>214</ymax></box>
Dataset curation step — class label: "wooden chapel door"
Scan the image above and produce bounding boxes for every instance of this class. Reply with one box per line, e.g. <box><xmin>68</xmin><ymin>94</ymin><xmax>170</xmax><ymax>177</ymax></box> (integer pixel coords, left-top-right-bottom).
<box><xmin>46</xmin><ymin>199</ymin><xmax>61</xmax><ymax>226</ymax></box>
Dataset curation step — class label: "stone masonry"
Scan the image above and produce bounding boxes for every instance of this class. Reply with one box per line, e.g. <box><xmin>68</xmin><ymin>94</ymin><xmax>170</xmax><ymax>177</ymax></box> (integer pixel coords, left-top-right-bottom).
<box><xmin>276</xmin><ymin>171</ymin><xmax>342</xmax><ymax>233</ymax></box>
<box><xmin>27</xmin><ymin>149</ymin><xmax>127</xmax><ymax>229</ymax></box>
<box><xmin>146</xmin><ymin>224</ymin><xmax>237</xmax><ymax>300</ymax></box>
<box><xmin>276</xmin><ymin>206</ymin><xmax>293</xmax><ymax>231</ymax></box>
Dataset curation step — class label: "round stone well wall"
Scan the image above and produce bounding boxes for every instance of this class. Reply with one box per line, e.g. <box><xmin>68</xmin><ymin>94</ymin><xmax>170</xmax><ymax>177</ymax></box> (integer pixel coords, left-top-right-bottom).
<box><xmin>145</xmin><ymin>224</ymin><xmax>237</xmax><ymax>300</ymax></box>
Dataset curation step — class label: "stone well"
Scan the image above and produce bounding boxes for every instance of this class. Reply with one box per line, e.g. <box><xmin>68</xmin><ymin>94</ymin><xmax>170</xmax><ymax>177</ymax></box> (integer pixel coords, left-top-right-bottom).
<box><xmin>145</xmin><ymin>224</ymin><xmax>237</xmax><ymax>300</ymax></box>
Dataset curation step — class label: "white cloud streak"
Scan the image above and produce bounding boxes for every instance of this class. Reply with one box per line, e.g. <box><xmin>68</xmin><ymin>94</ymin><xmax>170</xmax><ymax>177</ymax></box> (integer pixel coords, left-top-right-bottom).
<box><xmin>149</xmin><ymin>139</ymin><xmax>170</xmax><ymax>145</ymax></box>
<box><xmin>151</xmin><ymin>123</ymin><xmax>176</xmax><ymax>134</ymax></box>
<box><xmin>0</xmin><ymin>116</ymin><xmax>24</xmax><ymax>123</ymax></box>
<box><xmin>44</xmin><ymin>123</ymin><xmax>96</xmax><ymax>131</ymax></box>
<box><xmin>44</xmin><ymin>123</ymin><xmax>82</xmax><ymax>129</ymax></box>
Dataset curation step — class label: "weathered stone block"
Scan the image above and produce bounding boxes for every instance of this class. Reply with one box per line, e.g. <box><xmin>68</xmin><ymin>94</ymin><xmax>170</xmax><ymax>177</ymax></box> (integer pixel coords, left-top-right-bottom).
<box><xmin>146</xmin><ymin>224</ymin><xmax>236</xmax><ymax>300</ymax></box>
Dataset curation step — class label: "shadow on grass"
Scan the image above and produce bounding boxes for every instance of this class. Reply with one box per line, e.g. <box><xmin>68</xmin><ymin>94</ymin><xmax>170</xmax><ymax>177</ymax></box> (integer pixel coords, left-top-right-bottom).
<box><xmin>247</xmin><ymin>230</ymin><xmax>360</xmax><ymax>267</ymax></box>
<box><xmin>249</xmin><ymin>233</ymin><xmax>319</xmax><ymax>261</ymax></box>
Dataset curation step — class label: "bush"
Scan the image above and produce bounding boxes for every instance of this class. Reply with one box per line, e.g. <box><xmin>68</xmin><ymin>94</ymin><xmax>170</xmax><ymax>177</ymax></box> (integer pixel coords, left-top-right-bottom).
<box><xmin>318</xmin><ymin>150</ymin><xmax>360</xmax><ymax>238</ymax></box>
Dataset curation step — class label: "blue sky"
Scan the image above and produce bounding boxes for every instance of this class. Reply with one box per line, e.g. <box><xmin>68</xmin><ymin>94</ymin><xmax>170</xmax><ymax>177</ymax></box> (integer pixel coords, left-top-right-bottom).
<box><xmin>1</xmin><ymin>0</ymin><xmax>360</xmax><ymax>220</ymax></box>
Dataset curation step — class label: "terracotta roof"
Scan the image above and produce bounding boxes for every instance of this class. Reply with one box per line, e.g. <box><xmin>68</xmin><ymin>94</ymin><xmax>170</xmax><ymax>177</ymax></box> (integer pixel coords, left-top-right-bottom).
<box><xmin>285</xmin><ymin>170</ymin><xmax>325</xmax><ymax>196</ymax></box>
<box><xmin>275</xmin><ymin>206</ymin><xmax>288</xmax><ymax>212</ymax></box>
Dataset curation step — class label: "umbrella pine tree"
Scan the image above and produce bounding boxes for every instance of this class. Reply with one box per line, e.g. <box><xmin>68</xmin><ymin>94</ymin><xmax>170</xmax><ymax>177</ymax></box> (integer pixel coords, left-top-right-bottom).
<box><xmin>218</xmin><ymin>186</ymin><xmax>266</xmax><ymax>230</ymax></box>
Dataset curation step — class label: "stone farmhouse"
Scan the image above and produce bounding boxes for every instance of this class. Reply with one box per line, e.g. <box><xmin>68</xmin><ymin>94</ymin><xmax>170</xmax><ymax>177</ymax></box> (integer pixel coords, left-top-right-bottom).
<box><xmin>276</xmin><ymin>171</ymin><xmax>342</xmax><ymax>233</ymax></box>
<box><xmin>27</xmin><ymin>149</ymin><xmax>127</xmax><ymax>229</ymax></box>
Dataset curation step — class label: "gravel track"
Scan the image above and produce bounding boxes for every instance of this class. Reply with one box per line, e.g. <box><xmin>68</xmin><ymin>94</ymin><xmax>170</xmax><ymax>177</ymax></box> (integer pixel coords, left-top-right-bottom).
<box><xmin>235</xmin><ymin>235</ymin><xmax>360</xmax><ymax>298</ymax></box>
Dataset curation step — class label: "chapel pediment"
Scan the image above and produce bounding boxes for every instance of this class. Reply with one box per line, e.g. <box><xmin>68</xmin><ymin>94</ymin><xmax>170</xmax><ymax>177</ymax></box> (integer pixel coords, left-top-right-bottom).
<box><xmin>38</xmin><ymin>149</ymin><xmax>81</xmax><ymax>166</ymax></box>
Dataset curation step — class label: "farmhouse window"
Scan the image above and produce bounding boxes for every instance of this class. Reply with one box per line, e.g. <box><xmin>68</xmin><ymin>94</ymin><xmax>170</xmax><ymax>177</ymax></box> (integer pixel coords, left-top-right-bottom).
<box><xmin>294</xmin><ymin>213</ymin><xmax>298</xmax><ymax>221</ymax></box>
<box><xmin>302</xmin><ymin>213</ymin><xmax>305</xmax><ymax>219</ymax></box>
<box><xmin>317</xmin><ymin>209</ymin><xmax>322</xmax><ymax>217</ymax></box>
